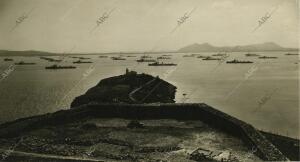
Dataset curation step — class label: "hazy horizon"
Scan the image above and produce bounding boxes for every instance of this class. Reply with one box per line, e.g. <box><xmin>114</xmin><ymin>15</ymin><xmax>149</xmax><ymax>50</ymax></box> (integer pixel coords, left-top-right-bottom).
<box><xmin>0</xmin><ymin>41</ymin><xmax>298</xmax><ymax>54</ymax></box>
<box><xmin>0</xmin><ymin>0</ymin><xmax>298</xmax><ymax>53</ymax></box>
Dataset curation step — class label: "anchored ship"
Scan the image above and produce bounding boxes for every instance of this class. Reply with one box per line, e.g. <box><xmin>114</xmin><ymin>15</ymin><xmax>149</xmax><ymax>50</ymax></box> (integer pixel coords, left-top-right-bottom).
<box><xmin>157</xmin><ymin>56</ymin><xmax>171</xmax><ymax>59</ymax></box>
<box><xmin>226</xmin><ymin>59</ymin><xmax>253</xmax><ymax>64</ymax></box>
<box><xmin>197</xmin><ymin>55</ymin><xmax>209</xmax><ymax>58</ymax></box>
<box><xmin>285</xmin><ymin>53</ymin><xmax>299</xmax><ymax>56</ymax></box>
<box><xmin>14</xmin><ymin>61</ymin><xmax>36</xmax><ymax>65</ymax></box>
<box><xmin>245</xmin><ymin>53</ymin><xmax>260</xmax><ymax>57</ymax></box>
<box><xmin>141</xmin><ymin>55</ymin><xmax>152</xmax><ymax>59</ymax></box>
<box><xmin>202</xmin><ymin>56</ymin><xmax>221</xmax><ymax>60</ymax></box>
<box><xmin>3</xmin><ymin>58</ymin><xmax>13</xmax><ymax>61</ymax></box>
<box><xmin>73</xmin><ymin>60</ymin><xmax>93</xmax><ymax>64</ymax></box>
<box><xmin>111</xmin><ymin>57</ymin><xmax>126</xmax><ymax>60</ymax></box>
<box><xmin>45</xmin><ymin>64</ymin><xmax>76</xmax><ymax>69</ymax></box>
<box><xmin>148</xmin><ymin>61</ymin><xmax>177</xmax><ymax>66</ymax></box>
<box><xmin>71</xmin><ymin>56</ymin><xmax>91</xmax><ymax>59</ymax></box>
<box><xmin>258</xmin><ymin>56</ymin><xmax>278</xmax><ymax>59</ymax></box>
<box><xmin>136</xmin><ymin>58</ymin><xmax>156</xmax><ymax>62</ymax></box>
<box><xmin>212</xmin><ymin>53</ymin><xmax>227</xmax><ymax>56</ymax></box>
<box><xmin>40</xmin><ymin>57</ymin><xmax>62</xmax><ymax>62</ymax></box>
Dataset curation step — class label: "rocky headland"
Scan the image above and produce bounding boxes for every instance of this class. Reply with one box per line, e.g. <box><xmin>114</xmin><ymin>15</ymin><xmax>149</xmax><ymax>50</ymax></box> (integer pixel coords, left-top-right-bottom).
<box><xmin>71</xmin><ymin>69</ymin><xmax>176</xmax><ymax>107</ymax></box>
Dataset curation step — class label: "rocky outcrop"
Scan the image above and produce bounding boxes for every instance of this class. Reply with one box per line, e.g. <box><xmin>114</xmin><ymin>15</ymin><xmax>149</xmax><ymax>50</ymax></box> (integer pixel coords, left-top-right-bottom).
<box><xmin>71</xmin><ymin>70</ymin><xmax>176</xmax><ymax>108</ymax></box>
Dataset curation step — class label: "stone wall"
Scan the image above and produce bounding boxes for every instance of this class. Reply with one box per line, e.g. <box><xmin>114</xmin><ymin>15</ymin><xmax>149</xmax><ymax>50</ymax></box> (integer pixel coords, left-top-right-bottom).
<box><xmin>0</xmin><ymin>103</ymin><xmax>289</xmax><ymax>161</ymax></box>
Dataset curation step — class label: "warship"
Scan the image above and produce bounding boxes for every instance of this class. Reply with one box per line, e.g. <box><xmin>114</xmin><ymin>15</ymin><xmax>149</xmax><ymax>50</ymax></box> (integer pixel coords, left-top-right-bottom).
<box><xmin>14</xmin><ymin>61</ymin><xmax>36</xmax><ymax>65</ymax></box>
<box><xmin>71</xmin><ymin>56</ymin><xmax>91</xmax><ymax>60</ymax></box>
<box><xmin>226</xmin><ymin>59</ymin><xmax>253</xmax><ymax>64</ymax></box>
<box><xmin>285</xmin><ymin>53</ymin><xmax>299</xmax><ymax>56</ymax></box>
<box><xmin>3</xmin><ymin>58</ymin><xmax>13</xmax><ymax>61</ymax></box>
<box><xmin>202</xmin><ymin>56</ymin><xmax>221</xmax><ymax>60</ymax></box>
<box><xmin>73</xmin><ymin>60</ymin><xmax>93</xmax><ymax>64</ymax></box>
<box><xmin>148</xmin><ymin>61</ymin><xmax>177</xmax><ymax>66</ymax></box>
<box><xmin>140</xmin><ymin>55</ymin><xmax>152</xmax><ymax>59</ymax></box>
<box><xmin>212</xmin><ymin>53</ymin><xmax>227</xmax><ymax>56</ymax></box>
<box><xmin>183</xmin><ymin>54</ymin><xmax>199</xmax><ymax>57</ymax></box>
<box><xmin>136</xmin><ymin>58</ymin><xmax>156</xmax><ymax>62</ymax></box>
<box><xmin>157</xmin><ymin>56</ymin><xmax>171</xmax><ymax>59</ymax></box>
<box><xmin>40</xmin><ymin>57</ymin><xmax>62</xmax><ymax>62</ymax></box>
<box><xmin>245</xmin><ymin>53</ymin><xmax>260</xmax><ymax>57</ymax></box>
<box><xmin>45</xmin><ymin>64</ymin><xmax>76</xmax><ymax>69</ymax></box>
<box><xmin>111</xmin><ymin>57</ymin><xmax>126</xmax><ymax>60</ymax></box>
<box><xmin>197</xmin><ymin>55</ymin><xmax>209</xmax><ymax>58</ymax></box>
<box><xmin>258</xmin><ymin>56</ymin><xmax>278</xmax><ymax>59</ymax></box>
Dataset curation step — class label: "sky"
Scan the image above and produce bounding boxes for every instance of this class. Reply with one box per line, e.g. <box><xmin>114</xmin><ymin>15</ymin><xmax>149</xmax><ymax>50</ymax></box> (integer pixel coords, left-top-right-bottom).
<box><xmin>0</xmin><ymin>0</ymin><xmax>298</xmax><ymax>53</ymax></box>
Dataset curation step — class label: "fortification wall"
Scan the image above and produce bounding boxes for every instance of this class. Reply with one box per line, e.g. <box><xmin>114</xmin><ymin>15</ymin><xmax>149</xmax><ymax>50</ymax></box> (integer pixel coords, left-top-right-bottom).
<box><xmin>0</xmin><ymin>103</ymin><xmax>289</xmax><ymax>161</ymax></box>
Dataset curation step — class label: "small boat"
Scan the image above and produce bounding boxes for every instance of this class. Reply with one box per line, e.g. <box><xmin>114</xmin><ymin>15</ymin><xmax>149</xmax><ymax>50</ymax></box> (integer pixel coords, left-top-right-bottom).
<box><xmin>202</xmin><ymin>56</ymin><xmax>221</xmax><ymax>61</ymax></box>
<box><xmin>136</xmin><ymin>58</ymin><xmax>156</xmax><ymax>62</ymax></box>
<box><xmin>157</xmin><ymin>56</ymin><xmax>171</xmax><ymax>59</ymax></box>
<box><xmin>245</xmin><ymin>53</ymin><xmax>260</xmax><ymax>57</ymax></box>
<box><xmin>285</xmin><ymin>53</ymin><xmax>299</xmax><ymax>56</ymax></box>
<box><xmin>4</xmin><ymin>58</ymin><xmax>13</xmax><ymax>61</ymax></box>
<box><xmin>98</xmin><ymin>56</ymin><xmax>108</xmax><ymax>58</ymax></box>
<box><xmin>15</xmin><ymin>61</ymin><xmax>36</xmax><ymax>65</ymax></box>
<box><xmin>162</xmin><ymin>54</ymin><xmax>172</xmax><ymax>56</ymax></box>
<box><xmin>258</xmin><ymin>56</ymin><xmax>278</xmax><ymax>59</ymax></box>
<box><xmin>148</xmin><ymin>61</ymin><xmax>177</xmax><ymax>66</ymax></box>
<box><xmin>111</xmin><ymin>57</ymin><xmax>126</xmax><ymax>60</ymax></box>
<box><xmin>45</xmin><ymin>64</ymin><xmax>76</xmax><ymax>69</ymax></box>
<box><xmin>73</xmin><ymin>60</ymin><xmax>93</xmax><ymax>64</ymax></box>
<box><xmin>126</xmin><ymin>55</ymin><xmax>136</xmax><ymax>57</ymax></box>
<box><xmin>226</xmin><ymin>59</ymin><xmax>253</xmax><ymax>64</ymax></box>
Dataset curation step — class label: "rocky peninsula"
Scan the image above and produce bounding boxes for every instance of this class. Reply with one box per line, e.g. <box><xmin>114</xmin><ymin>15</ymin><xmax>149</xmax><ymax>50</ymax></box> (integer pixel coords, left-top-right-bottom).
<box><xmin>71</xmin><ymin>69</ymin><xmax>176</xmax><ymax>107</ymax></box>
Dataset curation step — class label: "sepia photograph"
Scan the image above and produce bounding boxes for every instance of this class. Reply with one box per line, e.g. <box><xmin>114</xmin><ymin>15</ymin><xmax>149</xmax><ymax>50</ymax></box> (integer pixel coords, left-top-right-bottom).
<box><xmin>0</xmin><ymin>0</ymin><xmax>299</xmax><ymax>161</ymax></box>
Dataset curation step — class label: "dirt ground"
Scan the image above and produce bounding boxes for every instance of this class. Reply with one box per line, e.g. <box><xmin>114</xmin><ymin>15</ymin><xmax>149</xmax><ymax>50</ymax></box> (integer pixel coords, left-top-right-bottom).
<box><xmin>0</xmin><ymin>118</ymin><xmax>261</xmax><ymax>161</ymax></box>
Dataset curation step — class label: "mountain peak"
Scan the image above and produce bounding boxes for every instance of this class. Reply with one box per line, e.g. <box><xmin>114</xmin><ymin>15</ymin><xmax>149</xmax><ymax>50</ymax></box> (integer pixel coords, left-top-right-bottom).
<box><xmin>262</xmin><ymin>42</ymin><xmax>282</xmax><ymax>47</ymax></box>
<box><xmin>178</xmin><ymin>42</ymin><xmax>294</xmax><ymax>52</ymax></box>
<box><xmin>199</xmin><ymin>42</ymin><xmax>212</xmax><ymax>46</ymax></box>
<box><xmin>178</xmin><ymin>43</ymin><xmax>214</xmax><ymax>52</ymax></box>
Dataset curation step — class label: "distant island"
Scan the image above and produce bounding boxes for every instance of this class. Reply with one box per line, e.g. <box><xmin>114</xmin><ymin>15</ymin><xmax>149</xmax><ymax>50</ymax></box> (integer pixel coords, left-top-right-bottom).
<box><xmin>177</xmin><ymin>42</ymin><xmax>298</xmax><ymax>52</ymax></box>
<box><xmin>0</xmin><ymin>42</ymin><xmax>297</xmax><ymax>56</ymax></box>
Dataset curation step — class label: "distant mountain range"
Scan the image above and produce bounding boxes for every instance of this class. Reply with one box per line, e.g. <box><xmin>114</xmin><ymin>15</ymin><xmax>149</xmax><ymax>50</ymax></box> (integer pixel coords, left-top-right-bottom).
<box><xmin>177</xmin><ymin>42</ymin><xmax>298</xmax><ymax>52</ymax></box>
<box><xmin>0</xmin><ymin>42</ymin><xmax>297</xmax><ymax>56</ymax></box>
<box><xmin>0</xmin><ymin>50</ymin><xmax>54</xmax><ymax>56</ymax></box>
